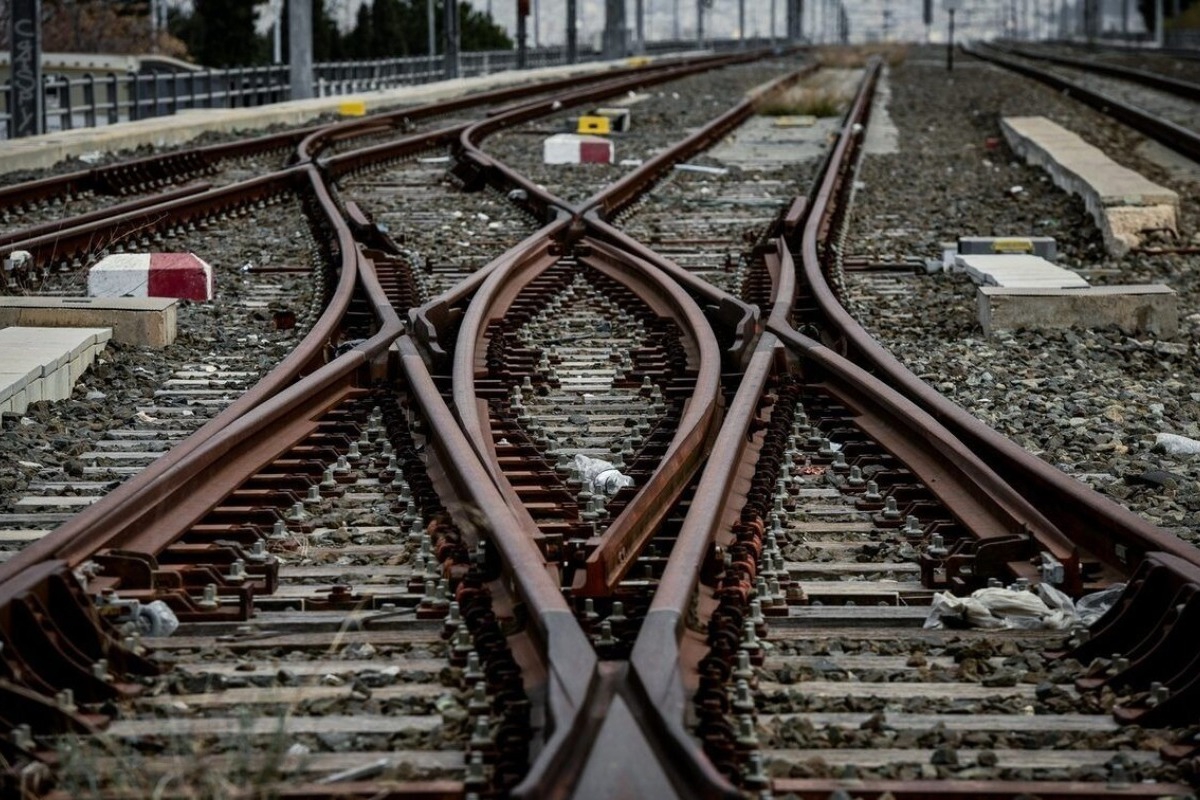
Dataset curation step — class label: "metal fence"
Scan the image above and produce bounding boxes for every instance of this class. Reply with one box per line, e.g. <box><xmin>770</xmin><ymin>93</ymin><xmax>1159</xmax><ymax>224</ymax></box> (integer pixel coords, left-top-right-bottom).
<box><xmin>0</xmin><ymin>46</ymin><xmax>609</xmax><ymax>139</ymax></box>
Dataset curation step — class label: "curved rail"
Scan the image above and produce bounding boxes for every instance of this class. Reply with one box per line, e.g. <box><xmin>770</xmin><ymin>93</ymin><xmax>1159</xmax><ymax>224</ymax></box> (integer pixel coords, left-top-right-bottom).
<box><xmin>776</xmin><ymin>51</ymin><xmax>1198</xmax><ymax>584</ymax></box>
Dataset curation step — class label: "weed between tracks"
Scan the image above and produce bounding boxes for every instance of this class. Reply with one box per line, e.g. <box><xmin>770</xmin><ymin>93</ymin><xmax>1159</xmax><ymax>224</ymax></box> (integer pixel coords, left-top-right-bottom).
<box><xmin>47</xmin><ymin>605</ymin><xmax>389</xmax><ymax>798</ymax></box>
<box><xmin>758</xmin><ymin>87</ymin><xmax>849</xmax><ymax>118</ymax></box>
<box><xmin>815</xmin><ymin>43</ymin><xmax>910</xmax><ymax>68</ymax></box>
<box><xmin>54</xmin><ymin>710</ymin><xmax>297</xmax><ymax>799</ymax></box>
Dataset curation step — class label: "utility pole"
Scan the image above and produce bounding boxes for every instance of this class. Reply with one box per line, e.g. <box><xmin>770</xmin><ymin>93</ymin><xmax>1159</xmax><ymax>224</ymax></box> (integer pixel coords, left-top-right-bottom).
<box><xmin>443</xmin><ymin>0</ymin><xmax>459</xmax><ymax>78</ymax></box>
<box><xmin>567</xmin><ymin>0</ymin><xmax>578</xmax><ymax>62</ymax></box>
<box><xmin>428</xmin><ymin>0</ymin><xmax>436</xmax><ymax>57</ymax></box>
<box><xmin>604</xmin><ymin>0</ymin><xmax>626</xmax><ymax>57</ymax></box>
<box><xmin>288</xmin><ymin>0</ymin><xmax>313</xmax><ymax>100</ymax></box>
<box><xmin>697</xmin><ymin>0</ymin><xmax>705</xmax><ymax>45</ymax></box>
<box><xmin>518</xmin><ymin>0</ymin><xmax>528</xmax><ymax>67</ymax></box>
<box><xmin>636</xmin><ymin>0</ymin><xmax>645</xmax><ymax>52</ymax></box>
<box><xmin>9</xmin><ymin>0</ymin><xmax>42</xmax><ymax>138</ymax></box>
<box><xmin>739</xmin><ymin>0</ymin><xmax>746</xmax><ymax>44</ymax></box>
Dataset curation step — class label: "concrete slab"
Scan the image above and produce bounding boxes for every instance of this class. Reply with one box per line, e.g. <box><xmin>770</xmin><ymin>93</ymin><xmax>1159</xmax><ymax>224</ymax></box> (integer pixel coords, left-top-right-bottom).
<box><xmin>977</xmin><ymin>284</ymin><xmax>1177</xmax><ymax>337</ymax></box>
<box><xmin>543</xmin><ymin>133</ymin><xmax>613</xmax><ymax>164</ymax></box>
<box><xmin>1001</xmin><ymin>116</ymin><xmax>1179</xmax><ymax>256</ymax></box>
<box><xmin>863</xmin><ymin>67</ymin><xmax>900</xmax><ymax>156</ymax></box>
<box><xmin>0</xmin><ymin>296</ymin><xmax>176</xmax><ymax>346</ymax></box>
<box><xmin>88</xmin><ymin>252</ymin><xmax>213</xmax><ymax>302</ymax></box>
<box><xmin>955</xmin><ymin>253</ymin><xmax>1089</xmax><ymax>289</ymax></box>
<box><xmin>0</xmin><ymin>326</ymin><xmax>111</xmax><ymax>415</ymax></box>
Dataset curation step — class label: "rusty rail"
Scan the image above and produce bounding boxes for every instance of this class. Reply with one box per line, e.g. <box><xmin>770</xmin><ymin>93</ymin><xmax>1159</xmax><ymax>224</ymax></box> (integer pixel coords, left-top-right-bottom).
<box><xmin>966</xmin><ymin>42</ymin><xmax>1200</xmax><ymax>164</ymax></box>
<box><xmin>570</xmin><ymin>237</ymin><xmax>723</xmax><ymax>596</ymax></box>
<box><xmin>991</xmin><ymin>42</ymin><xmax>1200</xmax><ymax>102</ymax></box>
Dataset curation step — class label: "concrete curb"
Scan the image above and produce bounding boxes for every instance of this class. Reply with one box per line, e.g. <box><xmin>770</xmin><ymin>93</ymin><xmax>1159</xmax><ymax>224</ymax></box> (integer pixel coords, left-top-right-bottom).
<box><xmin>1001</xmin><ymin>116</ymin><xmax>1179</xmax><ymax>257</ymax></box>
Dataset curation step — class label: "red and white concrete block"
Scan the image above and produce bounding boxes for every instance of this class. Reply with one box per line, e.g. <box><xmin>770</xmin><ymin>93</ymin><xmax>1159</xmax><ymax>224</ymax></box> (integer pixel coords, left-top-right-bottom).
<box><xmin>88</xmin><ymin>252</ymin><xmax>214</xmax><ymax>302</ymax></box>
<box><xmin>543</xmin><ymin>133</ymin><xmax>614</xmax><ymax>165</ymax></box>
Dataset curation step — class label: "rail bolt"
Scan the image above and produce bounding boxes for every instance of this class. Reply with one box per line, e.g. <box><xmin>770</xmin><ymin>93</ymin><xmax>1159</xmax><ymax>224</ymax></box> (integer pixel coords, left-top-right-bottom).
<box><xmin>227</xmin><ymin>560</ymin><xmax>247</xmax><ymax>583</ymax></box>
<box><xmin>11</xmin><ymin>724</ymin><xmax>33</xmax><ymax>751</ymax></box>
<box><xmin>197</xmin><ymin>584</ymin><xmax>220</xmax><ymax>610</ymax></box>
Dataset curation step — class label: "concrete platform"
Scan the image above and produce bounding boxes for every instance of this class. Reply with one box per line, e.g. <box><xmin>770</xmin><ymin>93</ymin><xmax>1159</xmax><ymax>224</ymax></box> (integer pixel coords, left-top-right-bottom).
<box><xmin>0</xmin><ymin>57</ymin><xmax>657</xmax><ymax>176</ymax></box>
<box><xmin>0</xmin><ymin>296</ymin><xmax>176</xmax><ymax>346</ymax></box>
<box><xmin>0</xmin><ymin>326</ymin><xmax>112</xmax><ymax>415</ymax></box>
<box><xmin>977</xmin><ymin>284</ymin><xmax>1177</xmax><ymax>337</ymax></box>
<box><xmin>1001</xmin><ymin>116</ymin><xmax>1179</xmax><ymax>257</ymax></box>
<box><xmin>955</xmin><ymin>253</ymin><xmax>1089</xmax><ymax>289</ymax></box>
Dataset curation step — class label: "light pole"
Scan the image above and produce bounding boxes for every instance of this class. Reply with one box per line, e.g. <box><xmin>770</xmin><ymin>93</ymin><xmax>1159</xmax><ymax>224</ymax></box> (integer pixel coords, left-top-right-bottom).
<box><xmin>427</xmin><ymin>0</ymin><xmax>436</xmax><ymax>56</ymax></box>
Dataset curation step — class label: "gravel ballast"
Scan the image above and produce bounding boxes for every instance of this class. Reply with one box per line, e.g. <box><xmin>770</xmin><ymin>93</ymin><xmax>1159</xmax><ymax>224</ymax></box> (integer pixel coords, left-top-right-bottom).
<box><xmin>841</xmin><ymin>48</ymin><xmax>1200</xmax><ymax>543</ymax></box>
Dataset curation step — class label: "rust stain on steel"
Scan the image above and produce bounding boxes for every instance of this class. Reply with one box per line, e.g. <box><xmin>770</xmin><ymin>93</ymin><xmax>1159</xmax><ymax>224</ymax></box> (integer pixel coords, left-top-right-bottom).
<box><xmin>0</xmin><ymin>163</ymin><xmax>387</xmax><ymax>580</ymax></box>
<box><xmin>772</xmin><ymin>324</ymin><xmax>1082</xmax><ymax>593</ymax></box>
<box><xmin>0</xmin><ymin>181</ymin><xmax>211</xmax><ymax>248</ymax></box>
<box><xmin>968</xmin><ymin>43</ymin><xmax>1200</xmax><ymax>163</ymax></box>
<box><xmin>792</xmin><ymin>56</ymin><xmax>1199</xmax><ymax>579</ymax></box>
<box><xmin>570</xmin><ymin>238</ymin><xmax>724</xmax><ymax>596</ymax></box>
<box><xmin>581</xmin><ymin>66</ymin><xmax>818</xmax><ymax>221</ymax></box>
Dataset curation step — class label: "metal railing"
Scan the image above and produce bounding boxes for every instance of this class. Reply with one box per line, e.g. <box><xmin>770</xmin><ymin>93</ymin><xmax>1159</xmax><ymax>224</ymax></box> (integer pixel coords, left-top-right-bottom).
<box><xmin>0</xmin><ymin>46</ymin><xmax>610</xmax><ymax>139</ymax></box>
<box><xmin>0</xmin><ymin>38</ymin><xmax>797</xmax><ymax>139</ymax></box>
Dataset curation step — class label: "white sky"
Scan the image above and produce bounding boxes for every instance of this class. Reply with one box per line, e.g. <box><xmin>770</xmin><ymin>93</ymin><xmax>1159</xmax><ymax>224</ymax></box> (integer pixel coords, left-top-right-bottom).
<box><xmin>171</xmin><ymin>0</ymin><xmax>1149</xmax><ymax>49</ymax></box>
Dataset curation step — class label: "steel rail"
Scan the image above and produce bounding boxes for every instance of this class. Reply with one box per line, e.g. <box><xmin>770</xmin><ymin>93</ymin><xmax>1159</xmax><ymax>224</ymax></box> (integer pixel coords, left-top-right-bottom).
<box><xmin>3</xmin><ymin>168</ymin><xmax>305</xmax><ymax>276</ymax></box>
<box><xmin>785</xmin><ymin>52</ymin><xmax>1200</xmax><ymax>583</ymax></box>
<box><xmin>992</xmin><ymin>42</ymin><xmax>1200</xmax><ymax>101</ymax></box>
<box><xmin>299</xmin><ymin>54</ymin><xmax>734</xmax><ymax>163</ymax></box>
<box><xmin>583</xmin><ymin>216</ymin><xmax>761</xmax><ymax>368</ymax></box>
<box><xmin>453</xmin><ymin>52</ymin><xmax>767</xmax><ymax>222</ymax></box>
<box><xmin>965</xmin><ymin>42</ymin><xmax>1200</xmax><ymax>163</ymax></box>
<box><xmin>579</xmin><ymin>67</ymin><xmax>816</xmax><ymax>221</ymax></box>
<box><xmin>772</xmin><ymin>324</ymin><xmax>1083</xmax><ymax>590</ymax></box>
<box><xmin>0</xmin><ymin>163</ymin><xmax>365</xmax><ymax>582</ymax></box>
<box><xmin>0</xmin><ymin>56</ymin><xmax>702</xmax><ymax>217</ymax></box>
<box><xmin>396</xmin><ymin>335</ymin><xmax>596</xmax><ymax>795</ymax></box>
<box><xmin>571</xmin><ymin>236</ymin><xmax>723</xmax><ymax>595</ymax></box>
<box><xmin>629</xmin><ymin>334</ymin><xmax>781</xmax><ymax>800</ymax></box>
<box><xmin>0</xmin><ymin>52</ymin><xmax>811</xmax><ymax>797</ymax></box>
<box><xmin>0</xmin><ymin>56</ymin><xmax>686</xmax><ymax>215</ymax></box>
<box><xmin>0</xmin><ymin>128</ymin><xmax>302</xmax><ymax>214</ymax></box>
<box><xmin>0</xmin><ymin>181</ymin><xmax>211</xmax><ymax>248</ymax></box>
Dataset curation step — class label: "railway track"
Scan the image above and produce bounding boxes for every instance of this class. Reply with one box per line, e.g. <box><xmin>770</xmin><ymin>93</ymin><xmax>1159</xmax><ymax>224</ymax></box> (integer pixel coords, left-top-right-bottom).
<box><xmin>0</xmin><ymin>46</ymin><xmax>1198</xmax><ymax>799</ymax></box>
<box><xmin>967</xmin><ymin>42</ymin><xmax>1200</xmax><ymax>165</ymax></box>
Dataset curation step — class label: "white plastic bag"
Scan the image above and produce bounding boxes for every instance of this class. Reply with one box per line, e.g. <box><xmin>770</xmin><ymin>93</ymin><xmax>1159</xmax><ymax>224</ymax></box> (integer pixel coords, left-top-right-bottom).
<box><xmin>573</xmin><ymin>454</ymin><xmax>634</xmax><ymax>496</ymax></box>
<box><xmin>1076</xmin><ymin>583</ymin><xmax>1125</xmax><ymax>627</ymax></box>
<box><xmin>925</xmin><ymin>586</ymin><xmax>1075</xmax><ymax>630</ymax></box>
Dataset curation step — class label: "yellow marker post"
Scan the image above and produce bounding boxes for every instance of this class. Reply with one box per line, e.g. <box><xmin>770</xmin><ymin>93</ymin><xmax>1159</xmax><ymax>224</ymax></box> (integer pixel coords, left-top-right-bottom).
<box><xmin>577</xmin><ymin>116</ymin><xmax>612</xmax><ymax>135</ymax></box>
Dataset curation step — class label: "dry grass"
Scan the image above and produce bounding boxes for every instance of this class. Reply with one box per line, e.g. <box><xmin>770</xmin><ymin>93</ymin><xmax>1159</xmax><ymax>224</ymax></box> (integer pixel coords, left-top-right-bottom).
<box><xmin>758</xmin><ymin>85</ymin><xmax>851</xmax><ymax>118</ymax></box>
<box><xmin>815</xmin><ymin>43</ymin><xmax>910</xmax><ymax>68</ymax></box>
